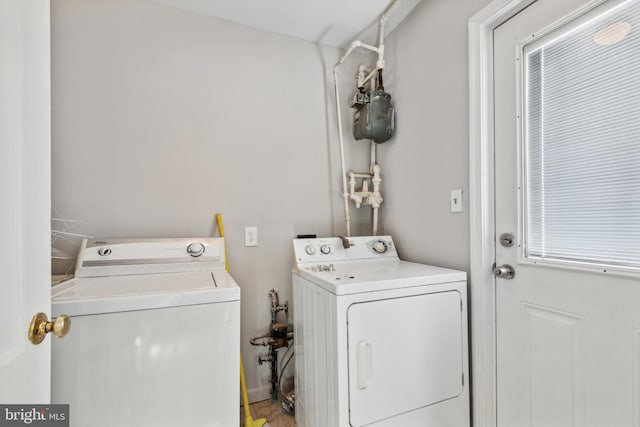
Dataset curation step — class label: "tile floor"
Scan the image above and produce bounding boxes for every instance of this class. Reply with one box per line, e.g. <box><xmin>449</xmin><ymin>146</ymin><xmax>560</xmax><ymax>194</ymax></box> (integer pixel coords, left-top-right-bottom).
<box><xmin>240</xmin><ymin>399</ymin><xmax>296</xmax><ymax>427</ymax></box>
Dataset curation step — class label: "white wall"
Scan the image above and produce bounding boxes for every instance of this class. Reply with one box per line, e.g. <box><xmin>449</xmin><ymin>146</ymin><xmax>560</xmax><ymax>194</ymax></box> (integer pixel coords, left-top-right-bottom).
<box><xmin>373</xmin><ymin>0</ymin><xmax>493</xmax><ymax>271</ymax></box>
<box><xmin>51</xmin><ymin>0</ymin><xmax>345</xmax><ymax>401</ymax></box>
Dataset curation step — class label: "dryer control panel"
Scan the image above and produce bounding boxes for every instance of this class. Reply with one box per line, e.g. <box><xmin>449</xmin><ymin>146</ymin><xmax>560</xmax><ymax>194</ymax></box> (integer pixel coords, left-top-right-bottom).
<box><xmin>293</xmin><ymin>236</ymin><xmax>398</xmax><ymax>264</ymax></box>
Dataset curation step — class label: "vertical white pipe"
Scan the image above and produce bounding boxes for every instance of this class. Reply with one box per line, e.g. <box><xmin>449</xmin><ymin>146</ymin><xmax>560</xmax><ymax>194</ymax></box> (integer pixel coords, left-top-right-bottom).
<box><xmin>333</xmin><ymin>64</ymin><xmax>351</xmax><ymax>237</ymax></box>
<box><xmin>379</xmin><ymin>0</ymin><xmax>402</xmax><ymax>46</ymax></box>
<box><xmin>370</xmin><ymin>0</ymin><xmax>400</xmax><ymax>236</ymax></box>
<box><xmin>371</xmin><ymin>165</ymin><xmax>382</xmax><ymax>236</ymax></box>
<box><xmin>373</xmin><ymin>207</ymin><xmax>379</xmax><ymax>236</ymax></box>
<box><xmin>375</xmin><ymin>0</ymin><xmax>401</xmax><ymax>70</ymax></box>
<box><xmin>370</xmin><ymin>141</ymin><xmax>376</xmax><ymax>171</ymax></box>
<box><xmin>371</xmin><ymin>150</ymin><xmax>378</xmax><ymax>239</ymax></box>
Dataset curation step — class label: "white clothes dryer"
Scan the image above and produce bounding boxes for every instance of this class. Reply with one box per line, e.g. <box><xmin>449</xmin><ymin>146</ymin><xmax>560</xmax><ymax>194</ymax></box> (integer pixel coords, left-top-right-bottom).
<box><xmin>51</xmin><ymin>237</ymin><xmax>240</xmax><ymax>427</ymax></box>
<box><xmin>292</xmin><ymin>236</ymin><xmax>469</xmax><ymax>427</ymax></box>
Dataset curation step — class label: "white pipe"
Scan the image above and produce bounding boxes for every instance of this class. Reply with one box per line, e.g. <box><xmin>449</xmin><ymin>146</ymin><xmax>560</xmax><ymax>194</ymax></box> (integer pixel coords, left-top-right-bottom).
<box><xmin>358</xmin><ymin>42</ymin><xmax>381</xmax><ymax>54</ymax></box>
<box><xmin>371</xmin><ymin>0</ymin><xmax>399</xmax><ymax>236</ymax></box>
<box><xmin>373</xmin><ymin>207</ymin><xmax>379</xmax><ymax>236</ymax></box>
<box><xmin>379</xmin><ymin>0</ymin><xmax>402</xmax><ymax>46</ymax></box>
<box><xmin>333</xmin><ymin>64</ymin><xmax>351</xmax><ymax>237</ymax></box>
<box><xmin>350</xmin><ymin>172</ymin><xmax>373</xmax><ymax>179</ymax></box>
<box><xmin>362</xmin><ymin>68</ymin><xmax>378</xmax><ymax>88</ymax></box>
<box><xmin>333</xmin><ymin>40</ymin><xmax>380</xmax><ymax>237</ymax></box>
<box><xmin>348</xmin><ymin>172</ymin><xmax>357</xmax><ymax>194</ymax></box>
<box><xmin>337</xmin><ymin>41</ymin><xmax>358</xmax><ymax>64</ymax></box>
<box><xmin>370</xmin><ymin>140</ymin><xmax>377</xmax><ymax>242</ymax></box>
<box><xmin>371</xmin><ymin>165</ymin><xmax>383</xmax><ymax>236</ymax></box>
<box><xmin>371</xmin><ymin>165</ymin><xmax>382</xmax><ymax>208</ymax></box>
<box><xmin>334</xmin><ymin>39</ymin><xmax>377</xmax><ymax>237</ymax></box>
<box><xmin>339</xmin><ymin>41</ymin><xmax>379</xmax><ymax>65</ymax></box>
<box><xmin>370</xmin><ymin>141</ymin><xmax>376</xmax><ymax>171</ymax></box>
<box><xmin>375</xmin><ymin>0</ymin><xmax>402</xmax><ymax>70</ymax></box>
<box><xmin>332</xmin><ymin>0</ymin><xmax>401</xmax><ymax>237</ymax></box>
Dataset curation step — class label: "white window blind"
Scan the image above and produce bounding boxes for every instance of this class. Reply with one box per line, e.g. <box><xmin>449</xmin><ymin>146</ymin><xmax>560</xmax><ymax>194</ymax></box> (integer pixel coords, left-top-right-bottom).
<box><xmin>524</xmin><ymin>0</ymin><xmax>640</xmax><ymax>269</ymax></box>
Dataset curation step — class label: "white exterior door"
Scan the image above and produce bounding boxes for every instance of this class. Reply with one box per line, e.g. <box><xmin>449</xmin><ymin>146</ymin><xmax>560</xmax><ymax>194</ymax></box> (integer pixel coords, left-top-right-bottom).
<box><xmin>494</xmin><ymin>0</ymin><xmax>640</xmax><ymax>425</ymax></box>
<box><xmin>0</xmin><ymin>0</ymin><xmax>52</xmax><ymax>403</ymax></box>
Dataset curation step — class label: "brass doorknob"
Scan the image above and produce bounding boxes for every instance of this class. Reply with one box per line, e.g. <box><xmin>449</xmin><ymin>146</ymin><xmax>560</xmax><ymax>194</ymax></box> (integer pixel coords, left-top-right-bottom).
<box><xmin>28</xmin><ymin>312</ymin><xmax>71</xmax><ymax>345</ymax></box>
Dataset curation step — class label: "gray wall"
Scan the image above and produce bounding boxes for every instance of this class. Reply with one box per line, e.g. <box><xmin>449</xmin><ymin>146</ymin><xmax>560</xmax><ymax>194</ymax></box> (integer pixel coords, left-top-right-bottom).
<box><xmin>51</xmin><ymin>0</ymin><xmax>344</xmax><ymax>400</ymax></box>
<box><xmin>374</xmin><ymin>0</ymin><xmax>492</xmax><ymax>271</ymax></box>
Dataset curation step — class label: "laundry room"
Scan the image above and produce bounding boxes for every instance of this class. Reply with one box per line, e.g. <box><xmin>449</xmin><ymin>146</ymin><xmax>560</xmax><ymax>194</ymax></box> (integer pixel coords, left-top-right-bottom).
<box><xmin>49</xmin><ymin>0</ymin><xmax>478</xmax><ymax>422</ymax></box>
<box><xmin>4</xmin><ymin>0</ymin><xmax>640</xmax><ymax>425</ymax></box>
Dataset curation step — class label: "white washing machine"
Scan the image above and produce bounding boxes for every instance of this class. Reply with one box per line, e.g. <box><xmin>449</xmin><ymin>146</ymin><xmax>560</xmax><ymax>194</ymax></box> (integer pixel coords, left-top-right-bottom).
<box><xmin>292</xmin><ymin>236</ymin><xmax>469</xmax><ymax>427</ymax></box>
<box><xmin>51</xmin><ymin>237</ymin><xmax>240</xmax><ymax>427</ymax></box>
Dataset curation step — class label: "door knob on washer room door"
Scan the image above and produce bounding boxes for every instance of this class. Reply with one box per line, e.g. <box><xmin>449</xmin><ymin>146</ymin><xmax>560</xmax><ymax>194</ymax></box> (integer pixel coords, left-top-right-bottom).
<box><xmin>492</xmin><ymin>264</ymin><xmax>515</xmax><ymax>279</ymax></box>
<box><xmin>28</xmin><ymin>312</ymin><xmax>71</xmax><ymax>345</ymax></box>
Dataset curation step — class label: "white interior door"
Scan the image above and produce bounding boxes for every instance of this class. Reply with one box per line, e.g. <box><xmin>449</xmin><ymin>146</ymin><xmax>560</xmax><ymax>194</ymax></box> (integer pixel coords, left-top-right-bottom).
<box><xmin>494</xmin><ymin>0</ymin><xmax>640</xmax><ymax>425</ymax></box>
<box><xmin>0</xmin><ymin>0</ymin><xmax>52</xmax><ymax>403</ymax></box>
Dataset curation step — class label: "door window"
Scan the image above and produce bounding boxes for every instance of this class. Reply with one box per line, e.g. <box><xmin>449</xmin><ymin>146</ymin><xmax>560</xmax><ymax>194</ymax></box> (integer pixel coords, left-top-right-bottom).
<box><xmin>523</xmin><ymin>0</ymin><xmax>640</xmax><ymax>269</ymax></box>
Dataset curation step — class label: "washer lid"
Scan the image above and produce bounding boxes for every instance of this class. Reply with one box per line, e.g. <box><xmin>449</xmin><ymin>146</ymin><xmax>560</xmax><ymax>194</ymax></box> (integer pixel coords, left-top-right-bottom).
<box><xmin>51</xmin><ymin>270</ymin><xmax>240</xmax><ymax>316</ymax></box>
<box><xmin>293</xmin><ymin>259</ymin><xmax>466</xmax><ymax>295</ymax></box>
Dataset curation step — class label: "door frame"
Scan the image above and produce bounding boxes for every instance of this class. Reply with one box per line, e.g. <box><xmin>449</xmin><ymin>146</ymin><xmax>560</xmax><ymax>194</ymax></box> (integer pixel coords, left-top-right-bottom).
<box><xmin>467</xmin><ymin>1</ymin><xmax>609</xmax><ymax>426</ymax></box>
<box><xmin>468</xmin><ymin>4</ymin><xmax>535</xmax><ymax>425</ymax></box>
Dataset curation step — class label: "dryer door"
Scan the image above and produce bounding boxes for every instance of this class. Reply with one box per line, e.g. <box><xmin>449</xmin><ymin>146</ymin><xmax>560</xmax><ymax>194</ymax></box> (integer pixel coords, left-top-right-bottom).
<box><xmin>347</xmin><ymin>291</ymin><xmax>463</xmax><ymax>427</ymax></box>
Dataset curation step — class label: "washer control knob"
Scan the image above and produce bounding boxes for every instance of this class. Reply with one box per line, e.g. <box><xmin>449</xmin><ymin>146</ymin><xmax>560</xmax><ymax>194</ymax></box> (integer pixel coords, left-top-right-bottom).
<box><xmin>305</xmin><ymin>245</ymin><xmax>316</xmax><ymax>255</ymax></box>
<box><xmin>187</xmin><ymin>242</ymin><xmax>205</xmax><ymax>257</ymax></box>
<box><xmin>372</xmin><ymin>240</ymin><xmax>388</xmax><ymax>254</ymax></box>
<box><xmin>97</xmin><ymin>247</ymin><xmax>112</xmax><ymax>256</ymax></box>
<box><xmin>320</xmin><ymin>244</ymin><xmax>332</xmax><ymax>255</ymax></box>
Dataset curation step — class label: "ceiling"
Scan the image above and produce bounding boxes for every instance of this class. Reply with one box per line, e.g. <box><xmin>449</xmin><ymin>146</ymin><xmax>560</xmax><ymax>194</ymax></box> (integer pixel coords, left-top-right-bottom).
<box><xmin>150</xmin><ymin>0</ymin><xmax>423</xmax><ymax>48</ymax></box>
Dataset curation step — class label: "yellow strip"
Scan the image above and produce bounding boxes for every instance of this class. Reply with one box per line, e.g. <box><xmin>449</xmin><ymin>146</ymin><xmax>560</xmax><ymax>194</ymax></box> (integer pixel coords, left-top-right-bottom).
<box><xmin>215</xmin><ymin>213</ymin><xmax>230</xmax><ymax>273</ymax></box>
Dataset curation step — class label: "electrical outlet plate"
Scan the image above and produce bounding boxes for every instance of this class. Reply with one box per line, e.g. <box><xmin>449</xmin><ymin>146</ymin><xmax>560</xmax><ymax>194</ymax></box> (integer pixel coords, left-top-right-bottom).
<box><xmin>245</xmin><ymin>226</ymin><xmax>258</xmax><ymax>246</ymax></box>
<box><xmin>450</xmin><ymin>189</ymin><xmax>463</xmax><ymax>213</ymax></box>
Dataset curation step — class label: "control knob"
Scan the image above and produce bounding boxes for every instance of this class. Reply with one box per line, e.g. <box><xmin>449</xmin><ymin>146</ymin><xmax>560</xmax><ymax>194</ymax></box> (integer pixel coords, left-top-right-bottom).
<box><xmin>187</xmin><ymin>242</ymin><xmax>205</xmax><ymax>257</ymax></box>
<box><xmin>305</xmin><ymin>245</ymin><xmax>316</xmax><ymax>255</ymax></box>
<box><xmin>97</xmin><ymin>247</ymin><xmax>112</xmax><ymax>256</ymax></box>
<box><xmin>320</xmin><ymin>244</ymin><xmax>332</xmax><ymax>255</ymax></box>
<box><xmin>372</xmin><ymin>240</ymin><xmax>388</xmax><ymax>254</ymax></box>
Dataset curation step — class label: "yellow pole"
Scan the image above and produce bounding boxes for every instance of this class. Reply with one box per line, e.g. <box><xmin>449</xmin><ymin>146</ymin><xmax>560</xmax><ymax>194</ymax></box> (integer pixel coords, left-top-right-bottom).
<box><xmin>215</xmin><ymin>213</ymin><xmax>268</xmax><ymax>427</ymax></box>
<box><xmin>240</xmin><ymin>356</ymin><xmax>253</xmax><ymax>420</ymax></box>
<box><xmin>215</xmin><ymin>213</ymin><xmax>230</xmax><ymax>273</ymax></box>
